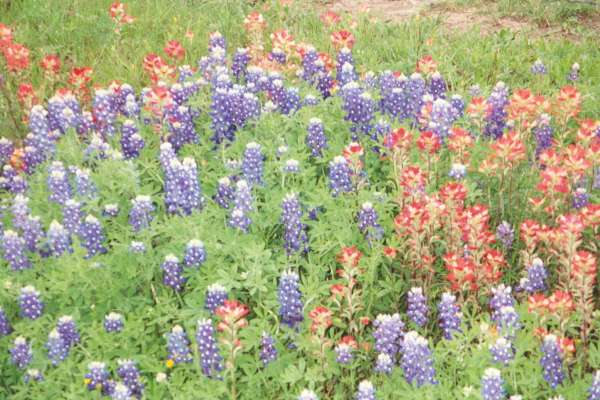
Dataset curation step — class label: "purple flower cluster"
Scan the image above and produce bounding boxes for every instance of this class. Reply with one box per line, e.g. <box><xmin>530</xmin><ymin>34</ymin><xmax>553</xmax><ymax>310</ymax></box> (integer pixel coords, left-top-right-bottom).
<box><xmin>205</xmin><ymin>283</ymin><xmax>228</xmax><ymax>313</ymax></box>
<box><xmin>483</xmin><ymin>82</ymin><xmax>509</xmax><ymax>139</ymax></box>
<box><xmin>120</xmin><ymin>120</ymin><xmax>145</xmax><ymax>159</ymax></box>
<box><xmin>242</xmin><ymin>142</ymin><xmax>264</xmax><ymax>186</ymax></box>
<box><xmin>19</xmin><ymin>286</ymin><xmax>44</xmax><ymax>320</ymax></box>
<box><xmin>46</xmin><ymin>220</ymin><xmax>72</xmax><ymax>256</ymax></box>
<box><xmin>437</xmin><ymin>292</ymin><xmax>461</xmax><ymax>339</ymax></box>
<box><xmin>531</xmin><ymin>59</ymin><xmax>548</xmax><ymax>75</ymax></box>
<box><xmin>184</xmin><ymin>239</ymin><xmax>206</xmax><ymax>268</ymax></box>
<box><xmin>232</xmin><ymin>48</ymin><xmax>250</xmax><ymax>80</ymax></box>
<box><xmin>47</xmin><ymin>161</ymin><xmax>72</xmax><ymax>205</ymax></box>
<box><xmin>534</xmin><ymin>114</ymin><xmax>553</xmax><ymax>157</ymax></box>
<box><xmin>57</xmin><ymin>315</ymin><xmax>80</xmax><ymax>347</ymax></box>
<box><xmin>496</xmin><ymin>221</ymin><xmax>514</xmax><ymax>249</ymax></box>
<box><xmin>46</xmin><ymin>329</ymin><xmax>69</xmax><ymax>366</ymax></box>
<box><xmin>373</xmin><ymin>313</ymin><xmax>405</xmax><ymax>359</ymax></box>
<box><xmin>117</xmin><ymin>359</ymin><xmax>144</xmax><ymax>398</ymax></box>
<box><xmin>341</xmin><ymin>82</ymin><xmax>375</xmax><ymax>136</ymax></box>
<box><xmin>2</xmin><ymin>230</ymin><xmax>31</xmax><ymax>271</ymax></box>
<box><xmin>589</xmin><ymin>370</ymin><xmax>600</xmax><ymax>400</ymax></box>
<box><xmin>489</xmin><ymin>284</ymin><xmax>515</xmax><ymax>322</ymax></box>
<box><xmin>209</xmin><ymin>85</ymin><xmax>260</xmax><ymax>145</ymax></box>
<box><xmin>448</xmin><ymin>163</ymin><xmax>467</xmax><ymax>180</ymax></box>
<box><xmin>335</xmin><ymin>343</ymin><xmax>354</xmax><ymax>365</ymax></box>
<box><xmin>260</xmin><ymin>332</ymin><xmax>278</xmax><ymax>367</ymax></box>
<box><xmin>281</xmin><ymin>193</ymin><xmax>309</xmax><ymax>256</ymax></box>
<box><xmin>401</xmin><ymin>331</ymin><xmax>437</xmax><ymax>387</ymax></box>
<box><xmin>129</xmin><ymin>195</ymin><xmax>155</xmax><ymax>232</ymax></box>
<box><xmin>161</xmin><ymin>144</ymin><xmax>204</xmax><ymax>215</ymax></box>
<box><xmin>329</xmin><ymin>156</ymin><xmax>353</xmax><ymax>197</ymax></box>
<box><xmin>79</xmin><ymin>215</ymin><xmax>107</xmax><ymax>258</ymax></box>
<box><xmin>573</xmin><ymin>187</ymin><xmax>590</xmax><ymax>209</ymax></box>
<box><xmin>374</xmin><ymin>353</ymin><xmax>393</xmax><ymax>375</ymax></box>
<box><xmin>104</xmin><ymin>312</ymin><xmax>124</xmax><ymax>333</ymax></box>
<box><xmin>71</xmin><ymin>167</ymin><xmax>97</xmax><ymax>199</ymax></box>
<box><xmin>166</xmin><ymin>105</ymin><xmax>198</xmax><ymax>151</ymax></box>
<box><xmin>229</xmin><ymin>179</ymin><xmax>253</xmax><ymax>232</ymax></box>
<box><xmin>63</xmin><ymin>199</ymin><xmax>83</xmax><ymax>236</ymax></box>
<box><xmin>306</xmin><ymin>118</ymin><xmax>328</xmax><ymax>158</ymax></box>
<box><xmin>489</xmin><ymin>337</ymin><xmax>515</xmax><ymax>366</ymax></box>
<box><xmin>428</xmin><ymin>72</ymin><xmax>447</xmax><ymax>100</ymax></box>
<box><xmin>0</xmin><ymin>307</ymin><xmax>13</xmax><ymax>336</ymax></box>
<box><xmin>196</xmin><ymin>318</ymin><xmax>223</xmax><ymax>378</ymax></box>
<box><xmin>10</xmin><ymin>336</ymin><xmax>33</xmax><ymax>369</ymax></box>
<box><xmin>167</xmin><ymin>325</ymin><xmax>193</xmax><ymax>365</ymax></box>
<box><xmin>161</xmin><ymin>254</ymin><xmax>186</xmax><ymax>292</ymax></box>
<box><xmin>481</xmin><ymin>368</ymin><xmax>505</xmax><ymax>400</ymax></box>
<box><xmin>278</xmin><ymin>270</ymin><xmax>304</xmax><ymax>329</ymax></box>
<box><xmin>517</xmin><ymin>258</ymin><xmax>548</xmax><ymax>293</ymax></box>
<box><xmin>541</xmin><ymin>335</ymin><xmax>565</xmax><ymax>389</ymax></box>
<box><xmin>407</xmin><ymin>287</ymin><xmax>428</xmax><ymax>327</ymax></box>
<box><xmin>354</xmin><ymin>380</ymin><xmax>376</xmax><ymax>400</ymax></box>
<box><xmin>214</xmin><ymin>177</ymin><xmax>235</xmax><ymax>209</ymax></box>
<box><xmin>357</xmin><ymin>202</ymin><xmax>383</xmax><ymax>243</ymax></box>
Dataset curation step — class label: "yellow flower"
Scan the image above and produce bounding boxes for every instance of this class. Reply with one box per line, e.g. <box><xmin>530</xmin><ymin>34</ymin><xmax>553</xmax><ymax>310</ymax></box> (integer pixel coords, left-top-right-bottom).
<box><xmin>166</xmin><ymin>359</ymin><xmax>175</xmax><ymax>369</ymax></box>
<box><xmin>83</xmin><ymin>378</ymin><xmax>91</xmax><ymax>385</ymax></box>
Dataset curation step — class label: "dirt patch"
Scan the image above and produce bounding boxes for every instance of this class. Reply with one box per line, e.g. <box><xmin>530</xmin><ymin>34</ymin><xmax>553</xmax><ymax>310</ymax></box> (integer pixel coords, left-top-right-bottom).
<box><xmin>325</xmin><ymin>0</ymin><xmax>598</xmax><ymax>40</ymax></box>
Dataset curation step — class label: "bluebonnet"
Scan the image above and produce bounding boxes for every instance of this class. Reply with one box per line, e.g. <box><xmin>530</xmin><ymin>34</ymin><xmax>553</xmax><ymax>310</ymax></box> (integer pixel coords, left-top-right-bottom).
<box><xmin>428</xmin><ymin>98</ymin><xmax>456</xmax><ymax>140</ymax></box>
<box><xmin>303</xmin><ymin>94</ymin><xmax>320</xmax><ymax>107</ymax></box>
<box><xmin>232</xmin><ymin>48</ymin><xmax>250</xmax><ymax>80</ymax></box>
<box><xmin>306</xmin><ymin>118</ymin><xmax>328</xmax><ymax>158</ymax></box>
<box><xmin>373</xmin><ymin>313</ymin><xmax>404</xmax><ymax>358</ymax></box>
<box><xmin>111</xmin><ymin>383</ymin><xmax>132</xmax><ymax>400</ymax></box>
<box><xmin>401</xmin><ymin>331</ymin><xmax>437</xmax><ymax>386</ymax></box>
<box><xmin>450</xmin><ymin>95</ymin><xmax>465</xmax><ymax>119</ymax></box>
<box><xmin>336</xmin><ymin>47</ymin><xmax>354</xmax><ymax>76</ymax></box>
<box><xmin>589</xmin><ymin>370</ymin><xmax>600</xmax><ymax>400</ymax></box>
<box><xmin>374</xmin><ymin>353</ymin><xmax>393</xmax><ymax>375</ymax></box>
<box><xmin>46</xmin><ymin>329</ymin><xmax>69</xmax><ymax>366</ymax></box>
<box><xmin>0</xmin><ymin>137</ymin><xmax>13</xmax><ymax>164</ymax></box>
<box><xmin>10</xmin><ymin>336</ymin><xmax>33</xmax><ymax>369</ymax></box>
<box><xmin>437</xmin><ymin>292</ymin><xmax>461</xmax><ymax>339</ymax></box>
<box><xmin>162</xmin><ymin>151</ymin><xmax>204</xmax><ymax>215</ymax></box>
<box><xmin>196</xmin><ymin>318</ymin><xmax>224</xmax><ymax>378</ymax></box>
<box><xmin>517</xmin><ymin>258</ymin><xmax>548</xmax><ymax>293</ymax></box>
<box><xmin>63</xmin><ymin>199</ymin><xmax>83</xmax><ymax>236</ymax></box>
<box><xmin>117</xmin><ymin>359</ymin><xmax>144</xmax><ymax>398</ymax></box>
<box><xmin>341</xmin><ymin>82</ymin><xmax>375</xmax><ymax>136</ymax></box>
<box><xmin>496</xmin><ymin>221</ymin><xmax>514</xmax><ymax>249</ymax></box>
<box><xmin>22</xmin><ymin>215</ymin><xmax>43</xmax><ymax>252</ymax></box>
<box><xmin>483</xmin><ymin>82</ymin><xmax>509</xmax><ymax>139</ymax></box>
<box><xmin>242</xmin><ymin>142</ymin><xmax>264</xmax><ymax>186</ymax></box>
<box><xmin>56</xmin><ymin>315</ymin><xmax>80</xmax><ymax>347</ymax></box>
<box><xmin>11</xmin><ymin>194</ymin><xmax>31</xmax><ymax>230</ymax></box>
<box><xmin>24</xmin><ymin>369</ymin><xmax>44</xmax><ymax>384</ymax></box>
<box><xmin>161</xmin><ymin>254</ymin><xmax>186</xmax><ymax>292</ymax></box>
<box><xmin>19</xmin><ymin>286</ymin><xmax>44</xmax><ymax>320</ymax></box>
<box><xmin>428</xmin><ymin>71</ymin><xmax>447</xmax><ymax>99</ymax></box>
<box><xmin>205</xmin><ymin>283</ymin><xmax>228</xmax><ymax>314</ymax></box>
<box><xmin>47</xmin><ymin>220</ymin><xmax>72</xmax><ymax>256</ymax></box>
<box><xmin>497</xmin><ymin>306</ymin><xmax>521</xmax><ymax>340</ymax></box>
<box><xmin>167</xmin><ymin>325</ymin><xmax>193</xmax><ymax>364</ymax></box>
<box><xmin>120</xmin><ymin>120</ymin><xmax>145</xmax><ymax>159</ymax></box>
<box><xmin>103</xmin><ymin>204</ymin><xmax>120</xmax><ymax>218</ymax></box>
<box><xmin>481</xmin><ymin>368</ymin><xmax>505</xmax><ymax>400</ymax></box>
<box><xmin>281</xmin><ymin>193</ymin><xmax>309</xmax><ymax>256</ymax></box>
<box><xmin>335</xmin><ymin>343</ymin><xmax>354</xmax><ymax>365</ymax></box>
<box><xmin>354</xmin><ymin>380</ymin><xmax>376</xmax><ymax>400</ymax></box>
<box><xmin>329</xmin><ymin>156</ymin><xmax>353</xmax><ymax>196</ymax></box>
<box><xmin>260</xmin><ymin>332</ymin><xmax>278</xmax><ymax>367</ymax></box>
<box><xmin>79</xmin><ymin>215</ymin><xmax>107</xmax><ymax>258</ymax></box>
<box><xmin>129</xmin><ymin>241</ymin><xmax>146</xmax><ymax>254</ymax></box>
<box><xmin>449</xmin><ymin>163</ymin><xmax>467</xmax><ymax>180</ymax></box>
<box><xmin>534</xmin><ymin>114</ymin><xmax>553</xmax><ymax>157</ymax></box>
<box><xmin>490</xmin><ymin>337</ymin><xmax>515</xmax><ymax>366</ymax></box>
<box><xmin>298</xmin><ymin>389</ymin><xmax>319</xmax><ymax>400</ymax></box>
<box><xmin>92</xmin><ymin>89</ymin><xmax>117</xmax><ymax>138</ymax></box>
<box><xmin>278</xmin><ymin>270</ymin><xmax>304</xmax><ymax>329</ymax></box>
<box><xmin>214</xmin><ymin>177</ymin><xmax>235</xmax><ymax>209</ymax></box>
<box><xmin>567</xmin><ymin>62</ymin><xmax>579</xmax><ymax>82</ymax></box>
<box><xmin>531</xmin><ymin>59</ymin><xmax>547</xmax><ymax>75</ymax></box>
<box><xmin>229</xmin><ymin>208</ymin><xmax>252</xmax><ymax>232</ymax></box>
<box><xmin>71</xmin><ymin>167</ymin><xmax>97</xmax><ymax>199</ymax></box>
<box><xmin>338</xmin><ymin>63</ymin><xmax>358</xmax><ymax>86</ymax></box>
<box><xmin>573</xmin><ymin>188</ymin><xmax>589</xmax><ymax>209</ymax></box>
<box><xmin>184</xmin><ymin>239</ymin><xmax>206</xmax><ymax>268</ymax></box>
<box><xmin>47</xmin><ymin>161</ymin><xmax>71</xmax><ymax>204</ymax></box>
<box><xmin>2</xmin><ymin>230</ymin><xmax>31</xmax><ymax>271</ymax></box>
<box><xmin>407</xmin><ymin>287</ymin><xmax>428</xmax><ymax>327</ymax></box>
<box><xmin>0</xmin><ymin>307</ymin><xmax>13</xmax><ymax>336</ymax></box>
<box><xmin>282</xmin><ymin>159</ymin><xmax>300</xmax><ymax>174</ymax></box>
<box><xmin>357</xmin><ymin>202</ymin><xmax>383</xmax><ymax>243</ymax></box>
<box><xmin>540</xmin><ymin>335</ymin><xmax>565</xmax><ymax>389</ymax></box>
<box><xmin>166</xmin><ymin>105</ymin><xmax>199</xmax><ymax>151</ymax></box>
<box><xmin>85</xmin><ymin>361</ymin><xmax>111</xmax><ymax>393</ymax></box>
<box><xmin>104</xmin><ymin>312</ymin><xmax>124</xmax><ymax>333</ymax></box>
<box><xmin>489</xmin><ymin>284</ymin><xmax>515</xmax><ymax>322</ymax></box>
<box><xmin>129</xmin><ymin>195</ymin><xmax>155</xmax><ymax>232</ymax></box>
<box><xmin>233</xmin><ymin>180</ymin><xmax>253</xmax><ymax>212</ymax></box>
<box><xmin>362</xmin><ymin>71</ymin><xmax>378</xmax><ymax>90</ymax></box>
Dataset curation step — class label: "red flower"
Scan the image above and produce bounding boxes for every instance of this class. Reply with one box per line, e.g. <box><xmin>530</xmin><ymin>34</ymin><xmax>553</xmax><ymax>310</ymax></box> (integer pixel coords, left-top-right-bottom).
<box><xmin>320</xmin><ymin>10</ymin><xmax>341</xmax><ymax>26</ymax></box>
<box><xmin>3</xmin><ymin>42</ymin><xmax>30</xmax><ymax>72</ymax></box>
<box><xmin>331</xmin><ymin>30</ymin><xmax>355</xmax><ymax>50</ymax></box>
<box><xmin>359</xmin><ymin>316</ymin><xmax>371</xmax><ymax>326</ymax></box>
<box><xmin>466</xmin><ymin>96</ymin><xmax>488</xmax><ymax>117</ymax></box>
<box><xmin>110</xmin><ymin>2</ymin><xmax>134</xmax><ymax>24</ymax></box>
<box><xmin>215</xmin><ymin>299</ymin><xmax>250</xmax><ymax>331</ymax></box>
<box><xmin>330</xmin><ymin>284</ymin><xmax>347</xmax><ymax>297</ymax></box>
<box><xmin>416</xmin><ymin>55</ymin><xmax>437</xmax><ymax>75</ymax></box>
<box><xmin>383</xmin><ymin>246</ymin><xmax>397</xmax><ymax>259</ymax></box>
<box><xmin>547</xmin><ymin>290</ymin><xmax>574</xmax><ymax>314</ymax></box>
<box><xmin>244</xmin><ymin>11</ymin><xmax>266</xmax><ymax>32</ymax></box>
<box><xmin>17</xmin><ymin>83</ymin><xmax>37</xmax><ymax>108</ymax></box>
<box><xmin>416</xmin><ymin>131</ymin><xmax>441</xmax><ymax>154</ymax></box>
<box><xmin>0</xmin><ymin>23</ymin><xmax>13</xmax><ymax>48</ymax></box>
<box><xmin>384</xmin><ymin>127</ymin><xmax>413</xmax><ymax>151</ymax></box>
<box><xmin>554</xmin><ymin>85</ymin><xmax>581</xmax><ymax>119</ymax></box>
<box><xmin>439</xmin><ymin>182</ymin><xmax>467</xmax><ymax>204</ymax></box>
<box><xmin>164</xmin><ymin>40</ymin><xmax>185</xmax><ymax>61</ymax></box>
<box><xmin>40</xmin><ymin>54</ymin><xmax>61</xmax><ymax>75</ymax></box>
<box><xmin>339</xmin><ymin>335</ymin><xmax>358</xmax><ymax>348</ymax></box>
<box><xmin>571</xmin><ymin>251</ymin><xmax>597</xmax><ymax>281</ymax></box>
<box><xmin>308</xmin><ymin>306</ymin><xmax>333</xmax><ymax>333</ymax></box>
<box><xmin>337</xmin><ymin>246</ymin><xmax>362</xmax><ymax>267</ymax></box>
<box><xmin>68</xmin><ymin>67</ymin><xmax>93</xmax><ymax>88</ymax></box>
<box><xmin>270</xmin><ymin>29</ymin><xmax>295</xmax><ymax>52</ymax></box>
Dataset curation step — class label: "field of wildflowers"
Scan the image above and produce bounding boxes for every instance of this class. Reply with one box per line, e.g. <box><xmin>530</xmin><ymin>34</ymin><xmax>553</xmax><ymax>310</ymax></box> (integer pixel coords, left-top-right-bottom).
<box><xmin>0</xmin><ymin>0</ymin><xmax>599</xmax><ymax>399</ymax></box>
